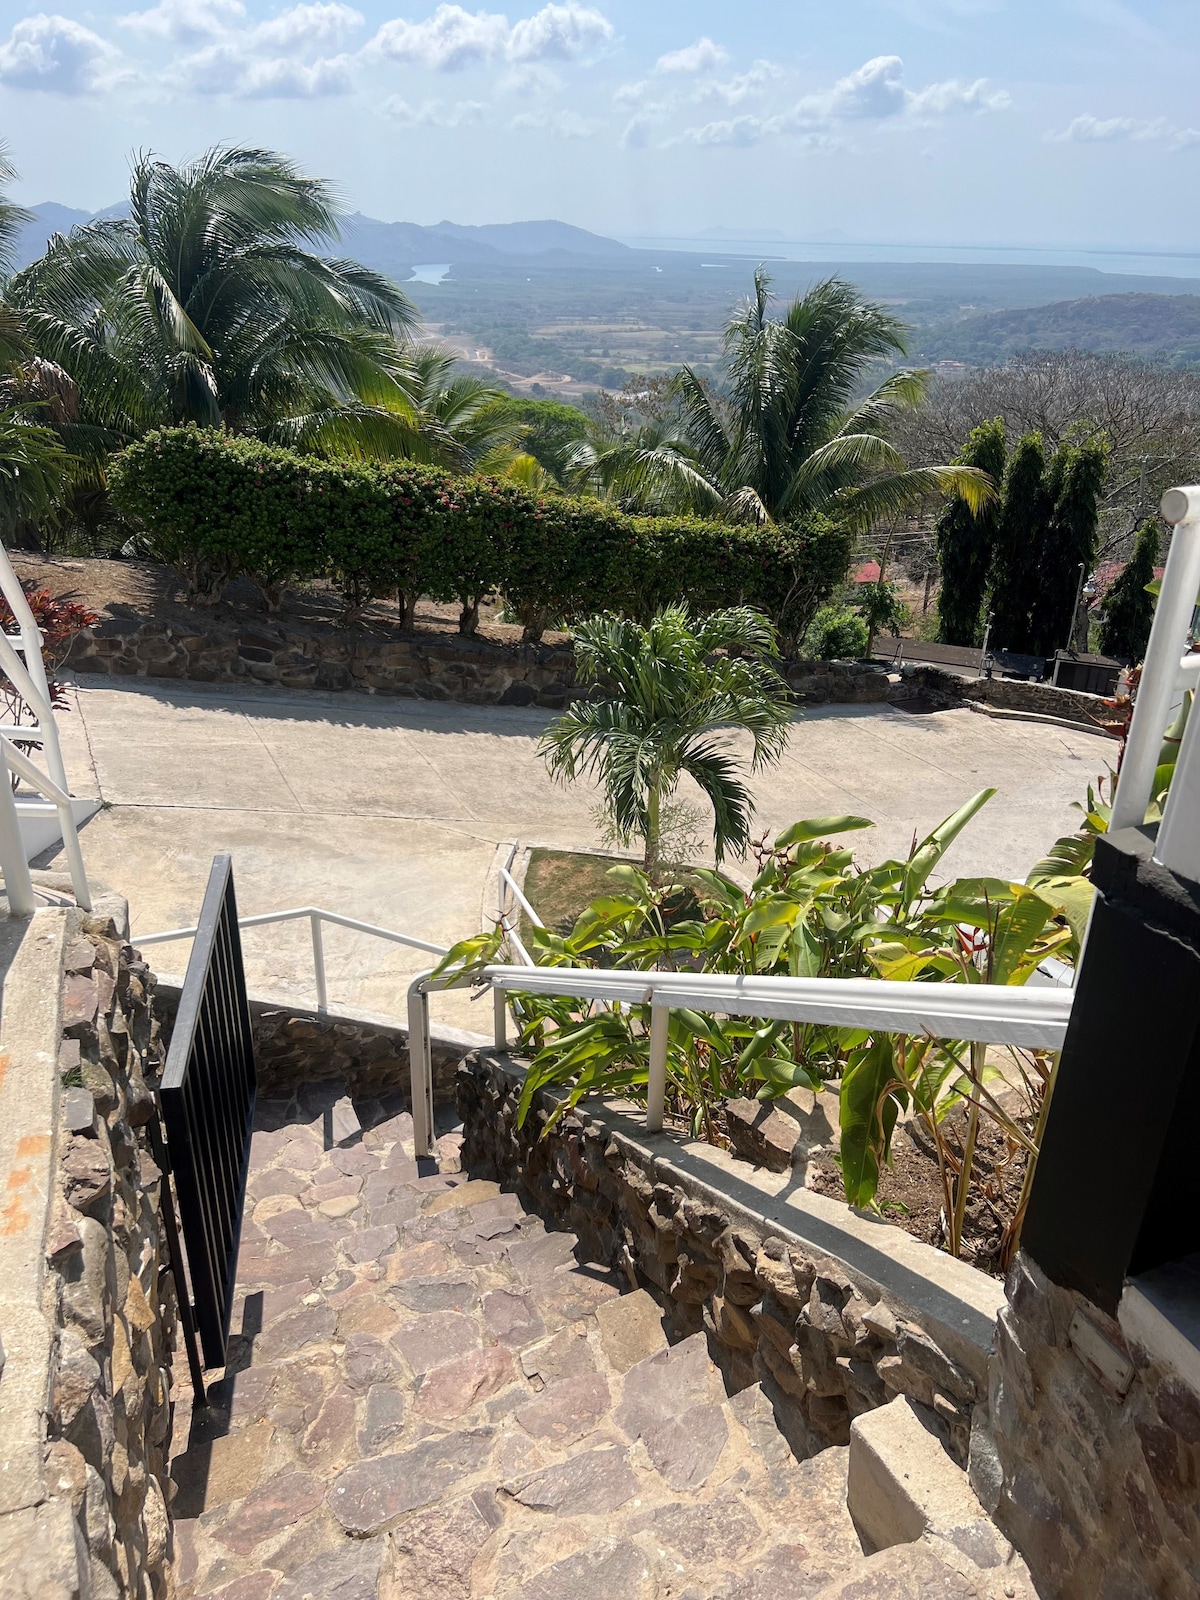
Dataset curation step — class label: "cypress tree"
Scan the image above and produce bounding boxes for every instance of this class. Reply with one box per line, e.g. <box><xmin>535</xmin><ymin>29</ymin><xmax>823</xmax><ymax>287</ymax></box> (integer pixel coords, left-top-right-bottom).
<box><xmin>1028</xmin><ymin>438</ymin><xmax>1109</xmax><ymax>657</ymax></box>
<box><xmin>989</xmin><ymin>432</ymin><xmax>1051</xmax><ymax>654</ymax></box>
<box><xmin>935</xmin><ymin>418</ymin><xmax>1006</xmax><ymax>646</ymax></box>
<box><xmin>1098</xmin><ymin>519</ymin><xmax>1159</xmax><ymax>662</ymax></box>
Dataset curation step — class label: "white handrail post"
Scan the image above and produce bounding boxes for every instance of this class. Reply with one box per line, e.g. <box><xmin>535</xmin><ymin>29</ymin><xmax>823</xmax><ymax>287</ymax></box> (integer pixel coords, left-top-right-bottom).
<box><xmin>407</xmin><ymin>972</ymin><xmax>437</xmax><ymax>1159</ymax></box>
<box><xmin>1155</xmin><ymin>673</ymin><xmax>1200</xmax><ymax>879</ymax></box>
<box><xmin>493</xmin><ymin>985</ymin><xmax>508</xmax><ymax>1051</ymax></box>
<box><xmin>0</xmin><ymin>744</ymin><xmax>35</xmax><ymax>916</ymax></box>
<box><xmin>646</xmin><ymin>1001</ymin><xmax>669</xmax><ymax>1133</ymax></box>
<box><xmin>1111</xmin><ymin>489</ymin><xmax>1200</xmax><ymax>832</ymax></box>
<box><xmin>53</xmin><ymin>792</ymin><xmax>91</xmax><ymax>912</ymax></box>
<box><xmin>310</xmin><ymin>913</ymin><xmax>327</xmax><ymax>1012</ymax></box>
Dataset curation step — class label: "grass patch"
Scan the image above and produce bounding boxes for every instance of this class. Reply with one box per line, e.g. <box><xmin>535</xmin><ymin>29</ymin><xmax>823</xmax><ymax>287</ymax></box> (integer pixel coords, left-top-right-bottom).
<box><xmin>520</xmin><ymin>848</ymin><xmax>635</xmax><ymax>939</ymax></box>
<box><xmin>517</xmin><ymin>847</ymin><xmax>736</xmax><ymax>946</ymax></box>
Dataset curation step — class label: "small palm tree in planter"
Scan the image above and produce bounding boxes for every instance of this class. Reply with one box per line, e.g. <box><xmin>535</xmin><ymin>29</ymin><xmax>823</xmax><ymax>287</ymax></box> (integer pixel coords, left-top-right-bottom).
<box><xmin>539</xmin><ymin>605</ymin><xmax>793</xmax><ymax>877</ymax></box>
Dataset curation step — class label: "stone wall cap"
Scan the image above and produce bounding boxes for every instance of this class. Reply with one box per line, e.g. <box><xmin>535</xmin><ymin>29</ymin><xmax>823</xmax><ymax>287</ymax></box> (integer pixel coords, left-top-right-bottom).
<box><xmin>0</xmin><ymin>905</ymin><xmax>72</xmax><ymax>1515</ymax></box>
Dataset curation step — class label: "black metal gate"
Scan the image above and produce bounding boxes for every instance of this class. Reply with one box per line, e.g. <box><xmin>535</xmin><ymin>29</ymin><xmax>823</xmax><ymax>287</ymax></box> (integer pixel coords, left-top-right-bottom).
<box><xmin>158</xmin><ymin>854</ymin><xmax>256</xmax><ymax>1375</ymax></box>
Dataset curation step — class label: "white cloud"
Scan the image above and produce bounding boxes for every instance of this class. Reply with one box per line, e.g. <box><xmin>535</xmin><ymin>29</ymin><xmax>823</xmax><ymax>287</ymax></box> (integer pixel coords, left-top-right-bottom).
<box><xmin>382</xmin><ymin>93</ymin><xmax>485</xmax><ymax>123</ymax></box>
<box><xmin>655</xmin><ymin>36</ymin><xmax>727</xmax><ymax>75</ymax></box>
<box><xmin>1049</xmin><ymin>113</ymin><xmax>1200</xmax><ymax>150</ymax></box>
<box><xmin>677</xmin><ymin>54</ymin><xmax>1005</xmax><ymax>148</ymax></box>
<box><xmin>511</xmin><ymin>107</ymin><xmax>598</xmax><ymax>136</ymax></box>
<box><xmin>239</xmin><ymin>52</ymin><xmax>353</xmax><ymax>93</ymax></box>
<box><xmin>507</xmin><ymin>3</ymin><xmax>611</xmax><ymax>62</ymax></box>
<box><xmin>367</xmin><ymin>6</ymin><xmax>508</xmax><ymax>70</ymax></box>
<box><xmin>1053</xmin><ymin>113</ymin><xmax>1161</xmax><ymax>142</ymax></box>
<box><xmin>182</xmin><ymin>40</ymin><xmax>353</xmax><ymax>94</ymax></box>
<box><xmin>620</xmin><ymin>111</ymin><xmax>655</xmax><ymax>148</ymax></box>
<box><xmin>120</xmin><ymin>0</ymin><xmax>245</xmax><ymax>42</ymax></box>
<box><xmin>0</xmin><ymin>13</ymin><xmax>116</xmax><ymax>93</ymax></box>
<box><xmin>825</xmin><ymin>54</ymin><xmax>908</xmax><ymax>118</ymax></box>
<box><xmin>252</xmin><ymin>4</ymin><xmax>364</xmax><ymax>52</ymax></box>
<box><xmin>694</xmin><ymin>60</ymin><xmax>781</xmax><ymax>107</ymax></box>
<box><xmin>786</xmin><ymin>54</ymin><xmax>1007</xmax><ymax>124</ymax></box>
<box><xmin>685</xmin><ymin>115</ymin><xmax>764</xmax><ymax>146</ymax></box>
<box><xmin>907</xmin><ymin>76</ymin><xmax>1009</xmax><ymax>115</ymax></box>
<box><xmin>366</xmin><ymin>2</ymin><xmax>610</xmax><ymax>71</ymax></box>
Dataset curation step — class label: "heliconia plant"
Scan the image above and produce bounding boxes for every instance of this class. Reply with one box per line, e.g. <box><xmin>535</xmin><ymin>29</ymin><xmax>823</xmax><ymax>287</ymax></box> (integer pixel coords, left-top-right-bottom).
<box><xmin>435</xmin><ymin>786</ymin><xmax>1081</xmax><ymax>1259</ymax></box>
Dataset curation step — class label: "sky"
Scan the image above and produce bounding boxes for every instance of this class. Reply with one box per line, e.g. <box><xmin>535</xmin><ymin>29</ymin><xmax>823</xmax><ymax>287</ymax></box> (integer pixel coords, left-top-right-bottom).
<box><xmin>0</xmin><ymin>1</ymin><xmax>1197</xmax><ymax>250</ymax></box>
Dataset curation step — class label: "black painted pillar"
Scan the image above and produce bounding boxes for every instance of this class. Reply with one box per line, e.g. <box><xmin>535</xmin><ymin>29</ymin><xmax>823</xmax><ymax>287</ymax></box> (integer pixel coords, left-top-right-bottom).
<box><xmin>1022</xmin><ymin>826</ymin><xmax>1200</xmax><ymax>1314</ymax></box>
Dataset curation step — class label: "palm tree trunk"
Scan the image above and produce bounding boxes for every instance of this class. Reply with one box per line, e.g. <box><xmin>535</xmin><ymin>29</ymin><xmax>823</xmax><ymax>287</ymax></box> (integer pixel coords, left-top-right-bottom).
<box><xmin>644</xmin><ymin>781</ymin><xmax>661</xmax><ymax>879</ymax></box>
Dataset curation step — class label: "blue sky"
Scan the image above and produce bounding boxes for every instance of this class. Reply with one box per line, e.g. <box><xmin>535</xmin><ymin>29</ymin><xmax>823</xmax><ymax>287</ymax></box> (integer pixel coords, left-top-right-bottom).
<box><xmin>0</xmin><ymin>1</ymin><xmax>1196</xmax><ymax>248</ymax></box>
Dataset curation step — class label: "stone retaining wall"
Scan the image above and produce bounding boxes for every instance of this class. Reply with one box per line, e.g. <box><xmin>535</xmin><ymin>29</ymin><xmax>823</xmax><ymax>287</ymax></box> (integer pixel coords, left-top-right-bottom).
<box><xmin>891</xmin><ymin>665</ymin><xmax>1113</xmax><ymax>729</ymax></box>
<box><xmin>66</xmin><ymin>613</ymin><xmax>892</xmax><ymax>710</ymax></box>
<box><xmin>153</xmin><ymin>986</ymin><xmax>484</xmax><ymax>1106</ymax></box>
<box><xmin>457</xmin><ymin>1052</ymin><xmax>988</xmax><ymax>1469</ymax></box>
<box><xmin>981</xmin><ymin>1251</ymin><xmax>1200</xmax><ymax>1600</ymax></box>
<box><xmin>962</xmin><ymin>675</ymin><xmax>1112</xmax><ymax>727</ymax></box>
<box><xmin>0</xmin><ymin>900</ymin><xmax>176</xmax><ymax>1600</ymax></box>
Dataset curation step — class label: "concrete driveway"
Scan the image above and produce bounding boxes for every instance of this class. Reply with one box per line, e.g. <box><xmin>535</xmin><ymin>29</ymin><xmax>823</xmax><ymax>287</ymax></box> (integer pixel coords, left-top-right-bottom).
<box><xmin>48</xmin><ymin>675</ymin><xmax>1112</xmax><ymax>1029</ymax></box>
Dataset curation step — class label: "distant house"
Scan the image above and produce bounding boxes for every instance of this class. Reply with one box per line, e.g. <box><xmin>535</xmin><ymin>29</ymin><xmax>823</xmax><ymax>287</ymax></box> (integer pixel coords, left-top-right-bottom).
<box><xmin>853</xmin><ymin>560</ymin><xmax>882</xmax><ymax>584</ymax></box>
<box><xmin>1089</xmin><ymin>560</ymin><xmax>1165</xmax><ymax>607</ymax></box>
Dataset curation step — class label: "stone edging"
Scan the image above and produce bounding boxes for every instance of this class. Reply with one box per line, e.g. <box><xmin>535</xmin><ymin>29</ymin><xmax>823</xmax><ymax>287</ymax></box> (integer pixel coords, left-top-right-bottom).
<box><xmin>0</xmin><ymin>895</ymin><xmax>177</xmax><ymax>1600</ymax></box>
<box><xmin>458</xmin><ymin>1050</ymin><xmax>1003</xmax><ymax>1466</ymax></box>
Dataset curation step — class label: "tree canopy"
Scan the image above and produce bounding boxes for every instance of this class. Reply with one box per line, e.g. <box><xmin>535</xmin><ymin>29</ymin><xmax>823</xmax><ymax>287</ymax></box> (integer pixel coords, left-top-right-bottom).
<box><xmin>1098</xmin><ymin>519</ymin><xmax>1159</xmax><ymax>662</ymax></box>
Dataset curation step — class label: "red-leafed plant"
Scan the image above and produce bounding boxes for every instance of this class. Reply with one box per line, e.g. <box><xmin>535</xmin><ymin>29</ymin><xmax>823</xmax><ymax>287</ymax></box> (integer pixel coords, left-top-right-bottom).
<box><xmin>0</xmin><ymin>585</ymin><xmax>99</xmax><ymax>772</ymax></box>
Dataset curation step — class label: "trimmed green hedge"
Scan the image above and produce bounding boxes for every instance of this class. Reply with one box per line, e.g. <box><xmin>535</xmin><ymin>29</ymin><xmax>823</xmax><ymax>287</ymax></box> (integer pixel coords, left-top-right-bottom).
<box><xmin>110</xmin><ymin>427</ymin><xmax>852</xmax><ymax>646</ymax></box>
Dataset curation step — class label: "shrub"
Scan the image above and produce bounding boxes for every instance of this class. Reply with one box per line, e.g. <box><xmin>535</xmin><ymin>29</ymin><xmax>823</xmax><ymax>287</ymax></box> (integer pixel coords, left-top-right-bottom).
<box><xmin>802</xmin><ymin>603</ymin><xmax>868</xmax><ymax>660</ymax></box>
<box><xmin>110</xmin><ymin>428</ymin><xmax>853</xmax><ymax>644</ymax></box>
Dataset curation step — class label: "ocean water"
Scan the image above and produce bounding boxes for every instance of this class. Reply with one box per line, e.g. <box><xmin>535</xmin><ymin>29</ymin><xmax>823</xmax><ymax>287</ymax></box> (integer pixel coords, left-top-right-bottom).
<box><xmin>409</xmin><ymin>263</ymin><xmax>451</xmax><ymax>284</ymax></box>
<box><xmin>620</xmin><ymin>236</ymin><xmax>1200</xmax><ymax>280</ymax></box>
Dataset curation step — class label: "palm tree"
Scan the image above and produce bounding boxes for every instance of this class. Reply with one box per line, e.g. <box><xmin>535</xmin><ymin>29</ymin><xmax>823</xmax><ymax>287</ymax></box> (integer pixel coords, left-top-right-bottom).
<box><xmin>539</xmin><ymin>605</ymin><xmax>792</xmax><ymax>875</ymax></box>
<box><xmin>562</xmin><ymin>413</ymin><xmax>713</xmax><ymax>513</ymax></box>
<box><xmin>7</xmin><ymin>145</ymin><xmax>418</xmax><ymax>452</ymax></box>
<box><xmin>383</xmin><ymin>345</ymin><xmax>527</xmax><ymax>472</ymax></box>
<box><xmin>577</xmin><ymin>273</ymin><xmax>992</xmax><ymax>529</ymax></box>
<box><xmin>0</xmin><ymin>141</ymin><xmax>32</xmax><ymax>366</ymax></box>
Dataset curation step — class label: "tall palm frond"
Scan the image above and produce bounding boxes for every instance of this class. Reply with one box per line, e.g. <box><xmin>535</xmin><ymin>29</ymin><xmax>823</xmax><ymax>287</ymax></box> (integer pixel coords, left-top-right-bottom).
<box><xmin>7</xmin><ymin>145</ymin><xmax>419</xmax><ymax>452</ymax></box>
<box><xmin>540</xmin><ymin>604</ymin><xmax>793</xmax><ymax>870</ymax></box>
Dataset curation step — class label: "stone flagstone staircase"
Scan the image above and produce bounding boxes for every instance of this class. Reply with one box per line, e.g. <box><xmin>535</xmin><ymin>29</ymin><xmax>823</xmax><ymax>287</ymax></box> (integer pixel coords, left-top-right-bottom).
<box><xmin>168</xmin><ymin>1083</ymin><xmax>1033</xmax><ymax>1600</ymax></box>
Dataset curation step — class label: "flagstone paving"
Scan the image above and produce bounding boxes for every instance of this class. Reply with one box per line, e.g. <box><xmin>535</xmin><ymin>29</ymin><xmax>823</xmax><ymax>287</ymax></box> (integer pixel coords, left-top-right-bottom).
<box><xmin>167</xmin><ymin>1083</ymin><xmax>1032</xmax><ymax>1599</ymax></box>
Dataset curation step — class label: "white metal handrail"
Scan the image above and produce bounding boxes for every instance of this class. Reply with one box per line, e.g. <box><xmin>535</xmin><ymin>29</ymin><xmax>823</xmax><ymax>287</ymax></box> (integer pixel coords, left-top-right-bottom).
<box><xmin>496</xmin><ymin>850</ymin><xmax>539</xmax><ymax>969</ymax></box>
<box><xmin>401</xmin><ymin>956</ymin><xmax>1076</xmax><ymax>1157</ymax></box>
<box><xmin>0</xmin><ymin>541</ymin><xmax>92</xmax><ymax>915</ymax></box>
<box><xmin>137</xmin><ymin>904</ymin><xmax>450</xmax><ymax>1013</ymax></box>
<box><xmin>1112</xmin><ymin>487</ymin><xmax>1200</xmax><ymax>884</ymax></box>
<box><xmin>0</xmin><ymin>542</ymin><xmax>69</xmax><ymax>793</ymax></box>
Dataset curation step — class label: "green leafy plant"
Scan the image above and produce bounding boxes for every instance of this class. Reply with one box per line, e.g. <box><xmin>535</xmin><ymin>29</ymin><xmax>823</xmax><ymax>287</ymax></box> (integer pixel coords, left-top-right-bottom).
<box><xmin>854</xmin><ymin>580</ymin><xmax>910</xmax><ymax>657</ymax></box>
<box><xmin>802</xmin><ymin>604</ymin><xmax>868</xmax><ymax>660</ymax></box>
<box><xmin>109</xmin><ymin>426</ymin><xmax>853</xmax><ymax>642</ymax></box>
<box><xmin>443</xmin><ymin>788</ymin><xmax>1074</xmax><ymax>1260</ymax></box>
<box><xmin>569</xmin><ymin>272</ymin><xmax>994</xmax><ymax>530</ymax></box>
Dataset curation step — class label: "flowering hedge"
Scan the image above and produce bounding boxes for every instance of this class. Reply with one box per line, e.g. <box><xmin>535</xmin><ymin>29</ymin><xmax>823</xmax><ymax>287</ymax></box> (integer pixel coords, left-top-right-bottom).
<box><xmin>110</xmin><ymin>427</ymin><xmax>852</xmax><ymax>645</ymax></box>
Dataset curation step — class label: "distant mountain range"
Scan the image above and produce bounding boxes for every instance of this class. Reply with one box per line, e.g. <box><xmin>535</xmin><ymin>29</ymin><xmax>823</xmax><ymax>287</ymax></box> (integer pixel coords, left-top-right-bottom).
<box><xmin>12</xmin><ymin>203</ymin><xmax>1200</xmax><ymax>373</ymax></box>
<box><xmin>10</xmin><ymin>203</ymin><xmax>630</xmax><ymax>273</ymax></box>
<box><xmin>922</xmin><ymin>292</ymin><xmax>1200</xmax><ymax>364</ymax></box>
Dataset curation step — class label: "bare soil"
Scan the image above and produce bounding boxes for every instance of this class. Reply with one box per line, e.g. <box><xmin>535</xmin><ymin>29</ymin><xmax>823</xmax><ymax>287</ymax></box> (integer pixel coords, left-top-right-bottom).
<box><xmin>11</xmin><ymin>553</ymin><xmax>570</xmax><ymax>649</ymax></box>
<box><xmin>808</xmin><ymin>1100</ymin><xmax>1034</xmax><ymax>1276</ymax></box>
